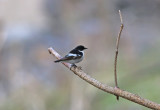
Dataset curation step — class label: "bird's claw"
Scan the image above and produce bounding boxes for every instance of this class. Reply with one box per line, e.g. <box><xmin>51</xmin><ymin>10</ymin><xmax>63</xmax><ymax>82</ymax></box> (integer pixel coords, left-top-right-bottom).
<box><xmin>70</xmin><ymin>64</ymin><xmax>82</xmax><ymax>70</ymax></box>
<box><xmin>71</xmin><ymin>64</ymin><xmax>77</xmax><ymax>67</ymax></box>
<box><xmin>70</xmin><ymin>64</ymin><xmax>77</xmax><ymax>70</ymax></box>
<box><xmin>77</xmin><ymin>66</ymin><xmax>82</xmax><ymax>70</ymax></box>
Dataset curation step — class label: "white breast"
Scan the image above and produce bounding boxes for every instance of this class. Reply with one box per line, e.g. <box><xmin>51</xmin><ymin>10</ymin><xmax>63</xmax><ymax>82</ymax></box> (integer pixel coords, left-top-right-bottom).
<box><xmin>66</xmin><ymin>51</ymin><xmax>84</xmax><ymax>64</ymax></box>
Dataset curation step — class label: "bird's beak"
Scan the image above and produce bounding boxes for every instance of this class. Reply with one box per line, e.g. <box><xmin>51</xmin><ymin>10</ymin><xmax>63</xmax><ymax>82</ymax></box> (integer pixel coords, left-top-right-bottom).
<box><xmin>84</xmin><ymin>47</ymin><xmax>88</xmax><ymax>49</ymax></box>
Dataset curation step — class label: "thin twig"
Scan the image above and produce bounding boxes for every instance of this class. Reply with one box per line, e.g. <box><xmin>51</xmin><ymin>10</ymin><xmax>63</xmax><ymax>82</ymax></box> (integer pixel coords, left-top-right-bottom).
<box><xmin>114</xmin><ymin>10</ymin><xmax>124</xmax><ymax>100</ymax></box>
<box><xmin>48</xmin><ymin>47</ymin><xmax>160</xmax><ymax>110</ymax></box>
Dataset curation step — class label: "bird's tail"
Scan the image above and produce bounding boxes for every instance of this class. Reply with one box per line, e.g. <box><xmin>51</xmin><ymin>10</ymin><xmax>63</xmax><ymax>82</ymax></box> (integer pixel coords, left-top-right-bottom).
<box><xmin>54</xmin><ymin>59</ymin><xmax>62</xmax><ymax>63</ymax></box>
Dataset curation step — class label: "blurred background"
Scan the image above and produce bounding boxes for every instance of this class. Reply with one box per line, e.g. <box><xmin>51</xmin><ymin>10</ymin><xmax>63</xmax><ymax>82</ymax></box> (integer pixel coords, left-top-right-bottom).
<box><xmin>0</xmin><ymin>0</ymin><xmax>160</xmax><ymax>110</ymax></box>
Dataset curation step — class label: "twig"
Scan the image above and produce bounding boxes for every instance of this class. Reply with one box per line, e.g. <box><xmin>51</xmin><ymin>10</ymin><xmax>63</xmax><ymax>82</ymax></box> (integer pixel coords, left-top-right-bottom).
<box><xmin>114</xmin><ymin>10</ymin><xmax>124</xmax><ymax>100</ymax></box>
<box><xmin>48</xmin><ymin>47</ymin><xmax>160</xmax><ymax>110</ymax></box>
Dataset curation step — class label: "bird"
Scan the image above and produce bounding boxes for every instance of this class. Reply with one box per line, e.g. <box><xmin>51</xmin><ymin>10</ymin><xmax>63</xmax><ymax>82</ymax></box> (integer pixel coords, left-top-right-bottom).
<box><xmin>54</xmin><ymin>45</ymin><xmax>87</xmax><ymax>65</ymax></box>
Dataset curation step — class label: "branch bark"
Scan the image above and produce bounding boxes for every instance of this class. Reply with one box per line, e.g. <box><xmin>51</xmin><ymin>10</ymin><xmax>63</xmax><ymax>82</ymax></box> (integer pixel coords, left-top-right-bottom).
<box><xmin>48</xmin><ymin>47</ymin><xmax>160</xmax><ymax>110</ymax></box>
<box><xmin>114</xmin><ymin>10</ymin><xmax>124</xmax><ymax>100</ymax></box>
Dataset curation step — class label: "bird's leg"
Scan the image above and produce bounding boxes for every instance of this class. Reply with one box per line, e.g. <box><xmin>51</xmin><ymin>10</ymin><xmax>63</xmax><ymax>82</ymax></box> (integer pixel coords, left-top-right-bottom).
<box><xmin>77</xmin><ymin>66</ymin><xmax>82</xmax><ymax>70</ymax></box>
<box><xmin>71</xmin><ymin>63</ymin><xmax>77</xmax><ymax>67</ymax></box>
<box><xmin>70</xmin><ymin>64</ymin><xmax>82</xmax><ymax>70</ymax></box>
<box><xmin>70</xmin><ymin>64</ymin><xmax>77</xmax><ymax>70</ymax></box>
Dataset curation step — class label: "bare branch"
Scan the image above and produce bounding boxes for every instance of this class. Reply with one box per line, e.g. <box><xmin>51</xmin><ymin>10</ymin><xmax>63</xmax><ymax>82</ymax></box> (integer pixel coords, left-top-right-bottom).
<box><xmin>119</xmin><ymin>10</ymin><xmax>123</xmax><ymax>24</ymax></box>
<box><xmin>48</xmin><ymin>47</ymin><xmax>160</xmax><ymax>110</ymax></box>
<box><xmin>114</xmin><ymin>10</ymin><xmax>124</xmax><ymax>100</ymax></box>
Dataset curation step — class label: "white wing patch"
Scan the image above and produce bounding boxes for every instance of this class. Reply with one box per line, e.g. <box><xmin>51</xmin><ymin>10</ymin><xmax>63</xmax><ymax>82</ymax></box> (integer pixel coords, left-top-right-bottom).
<box><xmin>61</xmin><ymin>51</ymin><xmax>84</xmax><ymax>64</ymax></box>
<box><xmin>67</xmin><ymin>53</ymin><xmax>77</xmax><ymax>57</ymax></box>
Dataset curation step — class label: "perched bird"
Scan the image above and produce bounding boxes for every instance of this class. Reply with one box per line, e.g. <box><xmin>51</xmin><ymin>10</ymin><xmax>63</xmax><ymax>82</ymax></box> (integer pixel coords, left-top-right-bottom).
<box><xmin>54</xmin><ymin>45</ymin><xmax>87</xmax><ymax>64</ymax></box>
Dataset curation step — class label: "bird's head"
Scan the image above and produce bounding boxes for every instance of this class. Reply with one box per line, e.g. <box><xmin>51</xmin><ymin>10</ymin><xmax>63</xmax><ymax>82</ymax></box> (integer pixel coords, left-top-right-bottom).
<box><xmin>75</xmin><ymin>45</ymin><xmax>87</xmax><ymax>51</ymax></box>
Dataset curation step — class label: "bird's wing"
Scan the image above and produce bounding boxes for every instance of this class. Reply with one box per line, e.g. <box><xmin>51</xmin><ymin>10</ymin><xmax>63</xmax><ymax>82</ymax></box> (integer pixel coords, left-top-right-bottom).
<box><xmin>59</xmin><ymin>54</ymin><xmax>81</xmax><ymax>61</ymax></box>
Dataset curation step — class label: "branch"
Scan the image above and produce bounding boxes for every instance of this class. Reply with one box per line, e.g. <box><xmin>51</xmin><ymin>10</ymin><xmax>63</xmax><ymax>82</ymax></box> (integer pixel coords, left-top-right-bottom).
<box><xmin>114</xmin><ymin>10</ymin><xmax>124</xmax><ymax>100</ymax></box>
<box><xmin>48</xmin><ymin>47</ymin><xmax>160</xmax><ymax>110</ymax></box>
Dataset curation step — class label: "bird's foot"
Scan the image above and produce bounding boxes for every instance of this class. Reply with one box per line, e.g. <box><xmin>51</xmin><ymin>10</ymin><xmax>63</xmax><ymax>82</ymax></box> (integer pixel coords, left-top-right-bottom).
<box><xmin>70</xmin><ymin>64</ymin><xmax>82</xmax><ymax>70</ymax></box>
<box><xmin>71</xmin><ymin>64</ymin><xmax>77</xmax><ymax>67</ymax></box>
<box><xmin>70</xmin><ymin>64</ymin><xmax>77</xmax><ymax>70</ymax></box>
<box><xmin>77</xmin><ymin>66</ymin><xmax>82</xmax><ymax>70</ymax></box>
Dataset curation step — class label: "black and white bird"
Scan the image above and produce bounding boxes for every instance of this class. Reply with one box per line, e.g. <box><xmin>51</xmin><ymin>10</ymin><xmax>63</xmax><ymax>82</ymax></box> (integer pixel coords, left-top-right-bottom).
<box><xmin>54</xmin><ymin>45</ymin><xmax>87</xmax><ymax>64</ymax></box>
